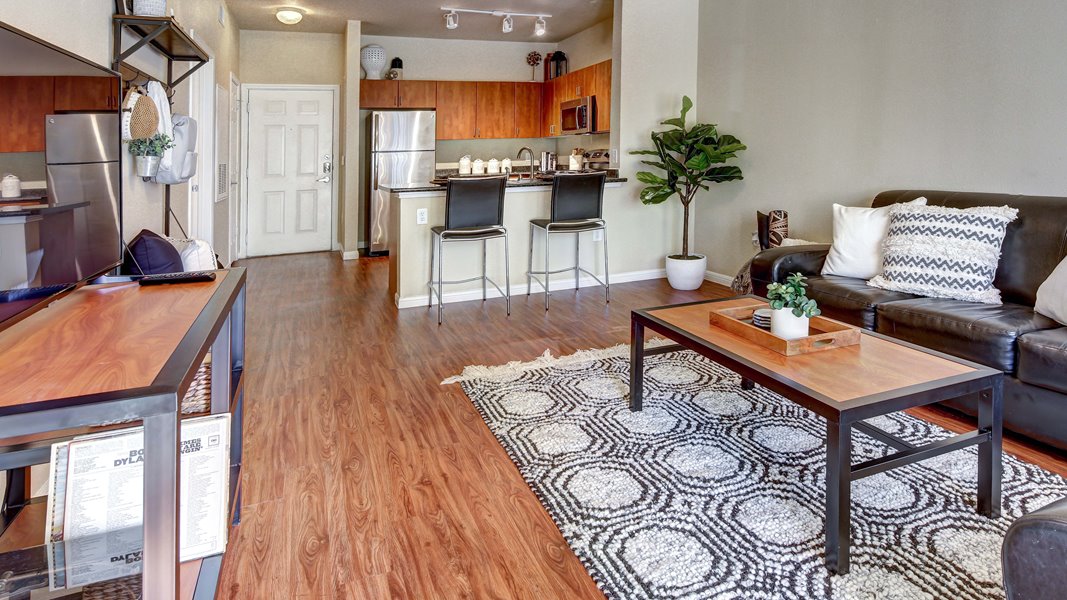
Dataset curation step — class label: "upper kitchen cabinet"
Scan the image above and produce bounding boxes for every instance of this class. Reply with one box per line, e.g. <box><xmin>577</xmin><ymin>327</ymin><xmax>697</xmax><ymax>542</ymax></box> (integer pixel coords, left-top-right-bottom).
<box><xmin>541</xmin><ymin>60</ymin><xmax>611</xmax><ymax>136</ymax></box>
<box><xmin>515</xmin><ymin>82</ymin><xmax>541</xmax><ymax>139</ymax></box>
<box><xmin>592</xmin><ymin>60</ymin><xmax>612</xmax><ymax>133</ymax></box>
<box><xmin>54</xmin><ymin>76</ymin><xmax>119</xmax><ymax>111</ymax></box>
<box><xmin>475</xmin><ymin>82</ymin><xmax>515</xmax><ymax>139</ymax></box>
<box><xmin>398</xmin><ymin>81</ymin><xmax>436</xmax><ymax>109</ymax></box>
<box><xmin>0</xmin><ymin>76</ymin><xmax>55</xmax><ymax>152</ymax></box>
<box><xmin>360</xmin><ymin>80</ymin><xmax>399</xmax><ymax>108</ymax></box>
<box><xmin>436</xmin><ymin>81</ymin><xmax>477</xmax><ymax>140</ymax></box>
<box><xmin>541</xmin><ymin>78</ymin><xmax>558</xmax><ymax>137</ymax></box>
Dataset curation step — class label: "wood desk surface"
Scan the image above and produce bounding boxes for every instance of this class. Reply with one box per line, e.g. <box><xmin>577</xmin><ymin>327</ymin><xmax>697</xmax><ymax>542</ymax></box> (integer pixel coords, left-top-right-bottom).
<box><xmin>0</xmin><ymin>272</ymin><xmax>228</xmax><ymax>410</ymax></box>
<box><xmin>645</xmin><ymin>298</ymin><xmax>977</xmax><ymax>403</ymax></box>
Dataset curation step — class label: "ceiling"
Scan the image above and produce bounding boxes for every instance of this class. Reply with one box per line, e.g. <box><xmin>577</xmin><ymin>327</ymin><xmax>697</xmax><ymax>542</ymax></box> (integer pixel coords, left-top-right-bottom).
<box><xmin>228</xmin><ymin>0</ymin><xmax>612</xmax><ymax>43</ymax></box>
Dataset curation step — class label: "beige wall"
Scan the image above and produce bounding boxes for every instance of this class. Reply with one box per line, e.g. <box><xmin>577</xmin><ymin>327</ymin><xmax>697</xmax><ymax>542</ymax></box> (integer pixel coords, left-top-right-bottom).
<box><xmin>0</xmin><ymin>0</ymin><xmax>112</xmax><ymax>65</ymax></box>
<box><xmin>239</xmin><ymin>30</ymin><xmax>344</xmax><ymax>85</ymax></box>
<box><xmin>360</xmin><ymin>35</ymin><xmax>556</xmax><ymax>82</ymax></box>
<box><xmin>555</xmin><ymin>18</ymin><xmax>613</xmax><ymax>71</ymax></box>
<box><xmin>694</xmin><ymin>0</ymin><xmax>1067</xmax><ymax>277</ymax></box>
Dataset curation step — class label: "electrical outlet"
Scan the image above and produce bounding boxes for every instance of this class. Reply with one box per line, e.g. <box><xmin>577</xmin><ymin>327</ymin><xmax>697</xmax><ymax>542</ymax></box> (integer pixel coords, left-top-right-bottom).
<box><xmin>416</xmin><ymin>208</ymin><xmax>428</xmax><ymax>225</ymax></box>
<box><xmin>592</xmin><ymin>229</ymin><xmax>603</xmax><ymax>242</ymax></box>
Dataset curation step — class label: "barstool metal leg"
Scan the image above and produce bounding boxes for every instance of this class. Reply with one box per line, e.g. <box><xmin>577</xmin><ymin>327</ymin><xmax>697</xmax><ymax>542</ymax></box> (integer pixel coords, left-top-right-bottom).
<box><xmin>527</xmin><ymin>222</ymin><xmax>534</xmax><ymax>296</ymax></box>
<box><xmin>482</xmin><ymin>239</ymin><xmax>487</xmax><ymax>302</ymax></box>
<box><xmin>428</xmin><ymin>232</ymin><xmax>436</xmax><ymax>308</ymax></box>
<box><xmin>503</xmin><ymin>232</ymin><xmax>511</xmax><ymax>316</ymax></box>
<box><xmin>437</xmin><ymin>235</ymin><xmax>445</xmax><ymax>325</ymax></box>
<box><xmin>574</xmin><ymin>232</ymin><xmax>580</xmax><ymax>291</ymax></box>
<box><xmin>544</xmin><ymin>227</ymin><xmax>551</xmax><ymax>311</ymax></box>
<box><xmin>603</xmin><ymin>225</ymin><xmax>611</xmax><ymax>303</ymax></box>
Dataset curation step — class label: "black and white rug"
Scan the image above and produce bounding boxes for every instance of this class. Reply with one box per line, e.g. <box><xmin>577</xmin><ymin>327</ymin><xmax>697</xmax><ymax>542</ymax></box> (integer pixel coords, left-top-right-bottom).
<box><xmin>444</xmin><ymin>345</ymin><xmax>1067</xmax><ymax>600</ymax></box>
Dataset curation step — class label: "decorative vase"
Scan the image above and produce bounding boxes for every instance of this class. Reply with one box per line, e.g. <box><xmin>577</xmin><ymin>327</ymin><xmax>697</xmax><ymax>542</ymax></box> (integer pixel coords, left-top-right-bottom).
<box><xmin>770</xmin><ymin>309</ymin><xmax>810</xmax><ymax>340</ymax></box>
<box><xmin>665</xmin><ymin>254</ymin><xmax>707</xmax><ymax>290</ymax></box>
<box><xmin>361</xmin><ymin>45</ymin><xmax>386</xmax><ymax>80</ymax></box>
<box><xmin>135</xmin><ymin>155</ymin><xmax>161</xmax><ymax>178</ymax></box>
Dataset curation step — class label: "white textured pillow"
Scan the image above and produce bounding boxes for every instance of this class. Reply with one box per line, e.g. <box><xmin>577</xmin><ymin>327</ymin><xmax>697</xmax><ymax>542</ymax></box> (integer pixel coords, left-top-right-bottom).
<box><xmin>822</xmin><ymin>197</ymin><xmax>927</xmax><ymax>279</ymax></box>
<box><xmin>1036</xmin><ymin>256</ymin><xmax>1067</xmax><ymax>325</ymax></box>
<box><xmin>167</xmin><ymin>237</ymin><xmax>217</xmax><ymax>271</ymax></box>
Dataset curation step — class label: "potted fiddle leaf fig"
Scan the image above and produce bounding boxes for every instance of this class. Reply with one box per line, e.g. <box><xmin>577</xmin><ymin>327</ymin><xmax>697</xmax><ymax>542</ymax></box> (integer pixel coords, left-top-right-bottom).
<box><xmin>766</xmin><ymin>272</ymin><xmax>822</xmax><ymax>340</ymax></box>
<box><xmin>631</xmin><ymin>96</ymin><xmax>747</xmax><ymax>290</ymax></box>
<box><xmin>128</xmin><ymin>133</ymin><xmax>173</xmax><ymax>178</ymax></box>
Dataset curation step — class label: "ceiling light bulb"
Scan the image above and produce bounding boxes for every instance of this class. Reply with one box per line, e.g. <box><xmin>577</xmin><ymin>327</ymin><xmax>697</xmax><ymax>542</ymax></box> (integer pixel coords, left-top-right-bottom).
<box><xmin>534</xmin><ymin>16</ymin><xmax>546</xmax><ymax>36</ymax></box>
<box><xmin>275</xmin><ymin>8</ymin><xmax>303</xmax><ymax>25</ymax></box>
<box><xmin>502</xmin><ymin>14</ymin><xmax>513</xmax><ymax>34</ymax></box>
<box><xmin>445</xmin><ymin>11</ymin><xmax>459</xmax><ymax>30</ymax></box>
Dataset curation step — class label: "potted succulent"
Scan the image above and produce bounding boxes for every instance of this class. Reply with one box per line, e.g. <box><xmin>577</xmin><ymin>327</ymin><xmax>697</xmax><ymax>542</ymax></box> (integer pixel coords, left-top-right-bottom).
<box><xmin>766</xmin><ymin>273</ymin><xmax>822</xmax><ymax>340</ymax></box>
<box><xmin>631</xmin><ymin>96</ymin><xmax>746</xmax><ymax>290</ymax></box>
<box><xmin>128</xmin><ymin>134</ymin><xmax>173</xmax><ymax>178</ymax></box>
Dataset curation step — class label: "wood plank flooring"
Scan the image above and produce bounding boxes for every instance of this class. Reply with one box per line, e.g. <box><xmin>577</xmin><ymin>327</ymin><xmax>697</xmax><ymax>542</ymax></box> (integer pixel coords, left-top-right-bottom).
<box><xmin>214</xmin><ymin>252</ymin><xmax>1067</xmax><ymax>599</ymax></box>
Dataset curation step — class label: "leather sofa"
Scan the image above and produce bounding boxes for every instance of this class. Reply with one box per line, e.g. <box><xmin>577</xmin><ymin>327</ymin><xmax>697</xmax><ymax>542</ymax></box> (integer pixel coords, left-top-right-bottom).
<box><xmin>751</xmin><ymin>190</ymin><xmax>1067</xmax><ymax>450</ymax></box>
<box><xmin>1003</xmin><ymin>498</ymin><xmax>1067</xmax><ymax>599</ymax></box>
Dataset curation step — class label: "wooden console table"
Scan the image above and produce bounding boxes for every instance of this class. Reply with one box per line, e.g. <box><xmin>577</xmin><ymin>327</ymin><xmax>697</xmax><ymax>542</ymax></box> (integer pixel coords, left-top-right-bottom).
<box><xmin>0</xmin><ymin>268</ymin><xmax>247</xmax><ymax>599</ymax></box>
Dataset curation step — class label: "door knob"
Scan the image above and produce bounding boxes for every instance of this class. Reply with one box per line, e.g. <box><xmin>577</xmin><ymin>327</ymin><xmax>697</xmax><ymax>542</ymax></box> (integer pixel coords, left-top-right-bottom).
<box><xmin>317</xmin><ymin>175</ymin><xmax>331</xmax><ymax>183</ymax></box>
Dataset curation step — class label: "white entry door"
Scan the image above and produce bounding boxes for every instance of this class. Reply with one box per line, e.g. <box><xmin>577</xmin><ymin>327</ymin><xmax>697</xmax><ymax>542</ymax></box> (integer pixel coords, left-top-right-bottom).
<box><xmin>245</xmin><ymin>87</ymin><xmax>335</xmax><ymax>256</ymax></box>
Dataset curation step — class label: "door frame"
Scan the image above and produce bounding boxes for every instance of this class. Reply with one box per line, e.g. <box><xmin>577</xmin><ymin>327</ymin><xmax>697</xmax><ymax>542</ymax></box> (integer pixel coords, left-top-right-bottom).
<box><xmin>228</xmin><ymin>72</ymin><xmax>241</xmax><ymax>264</ymax></box>
<box><xmin>239</xmin><ymin>83</ymin><xmax>341</xmax><ymax>259</ymax></box>
<box><xmin>186</xmin><ymin>46</ymin><xmax>216</xmax><ymax>243</ymax></box>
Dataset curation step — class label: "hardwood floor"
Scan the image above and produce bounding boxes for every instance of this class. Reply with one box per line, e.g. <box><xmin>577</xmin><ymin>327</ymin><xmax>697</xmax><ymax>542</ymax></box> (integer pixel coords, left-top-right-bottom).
<box><xmin>214</xmin><ymin>252</ymin><xmax>1067</xmax><ymax>599</ymax></box>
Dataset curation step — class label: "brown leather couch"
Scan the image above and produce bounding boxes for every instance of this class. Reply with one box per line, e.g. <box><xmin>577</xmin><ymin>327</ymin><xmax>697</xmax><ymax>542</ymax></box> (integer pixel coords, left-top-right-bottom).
<box><xmin>751</xmin><ymin>190</ymin><xmax>1067</xmax><ymax>450</ymax></box>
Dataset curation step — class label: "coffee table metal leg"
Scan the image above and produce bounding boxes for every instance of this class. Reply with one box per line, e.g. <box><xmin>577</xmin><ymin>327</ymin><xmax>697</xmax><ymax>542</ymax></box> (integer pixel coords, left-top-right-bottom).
<box><xmin>825</xmin><ymin>419</ymin><xmax>851</xmax><ymax>575</ymax></box>
<box><xmin>977</xmin><ymin>381</ymin><xmax>1003</xmax><ymax>517</ymax></box>
<box><xmin>629</xmin><ymin>319</ymin><xmax>645</xmax><ymax>412</ymax></box>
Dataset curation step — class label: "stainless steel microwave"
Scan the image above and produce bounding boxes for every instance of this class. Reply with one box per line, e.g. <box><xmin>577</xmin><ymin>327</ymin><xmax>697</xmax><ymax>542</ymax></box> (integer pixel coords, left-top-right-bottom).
<box><xmin>561</xmin><ymin>96</ymin><xmax>596</xmax><ymax>135</ymax></box>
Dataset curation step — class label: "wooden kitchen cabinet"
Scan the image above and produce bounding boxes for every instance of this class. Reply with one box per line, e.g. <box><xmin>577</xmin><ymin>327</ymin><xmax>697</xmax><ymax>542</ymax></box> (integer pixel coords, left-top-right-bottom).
<box><xmin>360</xmin><ymin>79</ymin><xmax>399</xmax><ymax>108</ymax></box>
<box><xmin>514</xmin><ymin>82</ymin><xmax>541</xmax><ymax>139</ymax></box>
<box><xmin>592</xmin><ymin>60</ymin><xmax>612</xmax><ymax>133</ymax></box>
<box><xmin>475</xmin><ymin>82</ymin><xmax>515</xmax><ymax>139</ymax></box>
<box><xmin>541</xmin><ymin>78</ymin><xmax>558</xmax><ymax>137</ymax></box>
<box><xmin>398</xmin><ymin>80</ymin><xmax>436</xmax><ymax>108</ymax></box>
<box><xmin>436</xmin><ymin>81</ymin><xmax>477</xmax><ymax>140</ymax></box>
<box><xmin>54</xmin><ymin>76</ymin><xmax>118</xmax><ymax>111</ymax></box>
<box><xmin>0</xmin><ymin>76</ymin><xmax>55</xmax><ymax>152</ymax></box>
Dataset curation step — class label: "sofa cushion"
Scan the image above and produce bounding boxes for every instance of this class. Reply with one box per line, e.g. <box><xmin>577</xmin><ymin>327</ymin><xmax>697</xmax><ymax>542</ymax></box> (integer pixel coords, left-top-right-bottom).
<box><xmin>1018</xmin><ymin>328</ymin><xmax>1067</xmax><ymax>395</ymax></box>
<box><xmin>874</xmin><ymin>297</ymin><xmax>1060</xmax><ymax>372</ymax></box>
<box><xmin>804</xmin><ymin>275</ymin><xmax>918</xmax><ymax>330</ymax></box>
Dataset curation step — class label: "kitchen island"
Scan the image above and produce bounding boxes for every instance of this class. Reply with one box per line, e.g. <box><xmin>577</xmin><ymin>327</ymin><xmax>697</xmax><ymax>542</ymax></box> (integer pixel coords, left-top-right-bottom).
<box><xmin>385</xmin><ymin>176</ymin><xmax>627</xmax><ymax>308</ymax></box>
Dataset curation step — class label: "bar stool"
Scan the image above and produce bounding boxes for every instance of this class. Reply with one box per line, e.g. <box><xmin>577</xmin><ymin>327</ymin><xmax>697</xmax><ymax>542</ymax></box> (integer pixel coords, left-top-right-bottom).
<box><xmin>527</xmin><ymin>171</ymin><xmax>609</xmax><ymax>310</ymax></box>
<box><xmin>428</xmin><ymin>175</ymin><xmax>510</xmax><ymax>324</ymax></box>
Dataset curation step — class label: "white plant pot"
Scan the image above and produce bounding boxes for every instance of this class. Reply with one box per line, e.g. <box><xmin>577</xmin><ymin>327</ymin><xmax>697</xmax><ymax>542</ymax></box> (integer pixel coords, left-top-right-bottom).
<box><xmin>361</xmin><ymin>45</ymin><xmax>386</xmax><ymax>80</ymax></box>
<box><xmin>665</xmin><ymin>254</ymin><xmax>707</xmax><ymax>290</ymax></box>
<box><xmin>771</xmin><ymin>309</ymin><xmax>810</xmax><ymax>340</ymax></box>
<box><xmin>135</xmin><ymin>155</ymin><xmax>161</xmax><ymax>178</ymax></box>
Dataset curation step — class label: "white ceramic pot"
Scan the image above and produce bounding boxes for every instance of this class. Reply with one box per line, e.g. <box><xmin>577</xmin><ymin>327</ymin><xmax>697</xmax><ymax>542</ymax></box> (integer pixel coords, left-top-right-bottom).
<box><xmin>771</xmin><ymin>309</ymin><xmax>810</xmax><ymax>340</ymax></box>
<box><xmin>135</xmin><ymin>155</ymin><xmax>161</xmax><ymax>178</ymax></box>
<box><xmin>361</xmin><ymin>45</ymin><xmax>386</xmax><ymax>80</ymax></box>
<box><xmin>665</xmin><ymin>254</ymin><xmax>707</xmax><ymax>290</ymax></box>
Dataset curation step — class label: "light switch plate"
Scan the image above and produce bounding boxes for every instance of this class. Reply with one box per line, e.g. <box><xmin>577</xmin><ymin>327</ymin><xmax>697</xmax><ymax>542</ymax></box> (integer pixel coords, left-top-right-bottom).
<box><xmin>416</xmin><ymin>208</ymin><xmax>428</xmax><ymax>225</ymax></box>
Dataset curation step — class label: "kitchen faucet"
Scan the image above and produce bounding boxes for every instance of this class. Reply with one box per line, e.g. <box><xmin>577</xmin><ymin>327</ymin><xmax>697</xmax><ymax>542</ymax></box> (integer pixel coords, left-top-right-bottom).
<box><xmin>516</xmin><ymin>146</ymin><xmax>535</xmax><ymax>180</ymax></box>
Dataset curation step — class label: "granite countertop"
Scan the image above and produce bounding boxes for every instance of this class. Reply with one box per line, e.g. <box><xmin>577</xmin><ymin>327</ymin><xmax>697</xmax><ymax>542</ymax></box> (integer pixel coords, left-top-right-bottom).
<box><xmin>0</xmin><ymin>199</ymin><xmax>90</xmax><ymax>217</ymax></box>
<box><xmin>383</xmin><ymin>171</ymin><xmax>627</xmax><ymax>194</ymax></box>
<box><xmin>0</xmin><ymin>188</ymin><xmax>48</xmax><ymax>203</ymax></box>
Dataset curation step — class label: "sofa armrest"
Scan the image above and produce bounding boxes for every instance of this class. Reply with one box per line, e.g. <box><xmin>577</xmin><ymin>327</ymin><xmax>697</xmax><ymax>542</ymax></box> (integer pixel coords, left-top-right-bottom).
<box><xmin>1003</xmin><ymin>497</ymin><xmax>1067</xmax><ymax>600</ymax></box>
<box><xmin>750</xmin><ymin>245</ymin><xmax>831</xmax><ymax>296</ymax></box>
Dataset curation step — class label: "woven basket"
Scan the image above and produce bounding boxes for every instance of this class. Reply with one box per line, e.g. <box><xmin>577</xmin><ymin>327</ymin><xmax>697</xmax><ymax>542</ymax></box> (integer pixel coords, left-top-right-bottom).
<box><xmin>181</xmin><ymin>353</ymin><xmax>211</xmax><ymax>415</ymax></box>
<box><xmin>81</xmin><ymin>574</ymin><xmax>141</xmax><ymax>599</ymax></box>
<box><xmin>132</xmin><ymin>0</ymin><xmax>166</xmax><ymax>16</ymax></box>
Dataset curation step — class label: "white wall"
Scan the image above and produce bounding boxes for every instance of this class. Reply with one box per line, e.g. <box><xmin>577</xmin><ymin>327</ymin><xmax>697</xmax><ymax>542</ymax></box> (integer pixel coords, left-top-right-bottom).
<box><xmin>555</xmin><ymin>18</ymin><xmax>613</xmax><ymax>71</ymax></box>
<box><xmin>360</xmin><ymin>35</ymin><xmax>556</xmax><ymax>82</ymax></box>
<box><xmin>694</xmin><ymin>0</ymin><xmax>1067</xmax><ymax>276</ymax></box>
<box><xmin>342</xmin><ymin>21</ymin><xmax>362</xmax><ymax>256</ymax></box>
<box><xmin>239</xmin><ymin>30</ymin><xmax>344</xmax><ymax>85</ymax></box>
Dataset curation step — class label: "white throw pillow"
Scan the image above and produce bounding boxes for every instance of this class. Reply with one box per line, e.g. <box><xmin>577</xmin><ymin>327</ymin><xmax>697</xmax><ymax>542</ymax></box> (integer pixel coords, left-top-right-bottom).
<box><xmin>167</xmin><ymin>237</ymin><xmax>217</xmax><ymax>271</ymax></box>
<box><xmin>821</xmin><ymin>197</ymin><xmax>928</xmax><ymax>279</ymax></box>
<box><xmin>1036</xmin><ymin>256</ymin><xmax>1067</xmax><ymax>325</ymax></box>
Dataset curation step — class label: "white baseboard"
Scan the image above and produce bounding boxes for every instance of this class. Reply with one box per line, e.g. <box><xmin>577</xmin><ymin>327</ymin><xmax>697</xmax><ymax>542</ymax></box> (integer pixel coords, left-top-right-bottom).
<box><xmin>396</xmin><ymin>268</ymin><xmax>666</xmax><ymax>309</ymax></box>
<box><xmin>704</xmin><ymin>270</ymin><xmax>735</xmax><ymax>287</ymax></box>
<box><xmin>340</xmin><ymin>247</ymin><xmax>360</xmax><ymax>260</ymax></box>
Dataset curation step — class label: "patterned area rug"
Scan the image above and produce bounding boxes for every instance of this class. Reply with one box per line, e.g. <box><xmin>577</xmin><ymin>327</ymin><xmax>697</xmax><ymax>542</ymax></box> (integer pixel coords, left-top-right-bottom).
<box><xmin>444</xmin><ymin>345</ymin><xmax>1067</xmax><ymax>600</ymax></box>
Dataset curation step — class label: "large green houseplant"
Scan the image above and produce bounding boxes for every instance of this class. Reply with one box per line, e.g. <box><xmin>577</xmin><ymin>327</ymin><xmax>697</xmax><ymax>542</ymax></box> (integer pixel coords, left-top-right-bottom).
<box><xmin>631</xmin><ymin>96</ymin><xmax>747</xmax><ymax>289</ymax></box>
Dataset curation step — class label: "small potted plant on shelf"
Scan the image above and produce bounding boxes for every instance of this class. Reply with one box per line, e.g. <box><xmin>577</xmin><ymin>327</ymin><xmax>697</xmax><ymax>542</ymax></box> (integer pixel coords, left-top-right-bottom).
<box><xmin>766</xmin><ymin>273</ymin><xmax>822</xmax><ymax>340</ymax></box>
<box><xmin>128</xmin><ymin>133</ymin><xmax>173</xmax><ymax>179</ymax></box>
<box><xmin>631</xmin><ymin>95</ymin><xmax>747</xmax><ymax>290</ymax></box>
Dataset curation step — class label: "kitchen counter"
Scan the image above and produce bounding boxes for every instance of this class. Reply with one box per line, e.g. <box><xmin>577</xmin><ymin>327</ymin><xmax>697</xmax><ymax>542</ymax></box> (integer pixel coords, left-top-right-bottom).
<box><xmin>0</xmin><ymin>188</ymin><xmax>47</xmax><ymax>203</ymax></box>
<box><xmin>381</xmin><ymin>172</ymin><xmax>627</xmax><ymax>194</ymax></box>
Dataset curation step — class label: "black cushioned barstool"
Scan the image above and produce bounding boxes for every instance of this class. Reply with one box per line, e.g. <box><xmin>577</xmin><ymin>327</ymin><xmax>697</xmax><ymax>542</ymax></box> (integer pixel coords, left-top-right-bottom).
<box><xmin>428</xmin><ymin>175</ymin><xmax>510</xmax><ymax>324</ymax></box>
<box><xmin>527</xmin><ymin>171</ymin><xmax>609</xmax><ymax>310</ymax></box>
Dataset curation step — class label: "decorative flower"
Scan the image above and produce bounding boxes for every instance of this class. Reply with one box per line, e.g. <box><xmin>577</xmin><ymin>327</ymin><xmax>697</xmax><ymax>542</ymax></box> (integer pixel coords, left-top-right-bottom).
<box><xmin>527</xmin><ymin>51</ymin><xmax>543</xmax><ymax>67</ymax></box>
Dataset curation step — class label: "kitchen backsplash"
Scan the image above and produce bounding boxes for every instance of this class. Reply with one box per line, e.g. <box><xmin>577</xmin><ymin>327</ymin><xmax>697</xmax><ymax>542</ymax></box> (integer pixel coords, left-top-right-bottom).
<box><xmin>0</xmin><ymin>152</ymin><xmax>46</xmax><ymax>181</ymax></box>
<box><xmin>436</xmin><ymin>138</ymin><xmax>557</xmax><ymax>164</ymax></box>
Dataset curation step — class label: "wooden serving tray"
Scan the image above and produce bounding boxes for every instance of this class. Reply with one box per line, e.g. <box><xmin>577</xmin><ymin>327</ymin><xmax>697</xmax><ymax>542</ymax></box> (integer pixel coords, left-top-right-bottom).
<box><xmin>708</xmin><ymin>301</ymin><xmax>861</xmax><ymax>356</ymax></box>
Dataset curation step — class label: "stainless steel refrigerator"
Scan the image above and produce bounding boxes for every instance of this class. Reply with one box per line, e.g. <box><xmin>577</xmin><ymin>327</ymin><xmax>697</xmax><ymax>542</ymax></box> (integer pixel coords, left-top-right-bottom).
<box><xmin>45</xmin><ymin>112</ymin><xmax>121</xmax><ymax>281</ymax></box>
<box><xmin>368</xmin><ymin>111</ymin><xmax>436</xmax><ymax>255</ymax></box>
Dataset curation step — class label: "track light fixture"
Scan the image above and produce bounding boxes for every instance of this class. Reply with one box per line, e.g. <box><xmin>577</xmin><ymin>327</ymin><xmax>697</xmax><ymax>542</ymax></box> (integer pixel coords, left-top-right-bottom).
<box><xmin>440</xmin><ymin>7</ymin><xmax>550</xmax><ymax>35</ymax></box>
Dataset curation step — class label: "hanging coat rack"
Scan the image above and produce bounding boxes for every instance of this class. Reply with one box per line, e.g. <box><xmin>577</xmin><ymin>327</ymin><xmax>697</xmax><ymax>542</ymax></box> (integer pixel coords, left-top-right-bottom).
<box><xmin>112</xmin><ymin>14</ymin><xmax>208</xmax><ymax>237</ymax></box>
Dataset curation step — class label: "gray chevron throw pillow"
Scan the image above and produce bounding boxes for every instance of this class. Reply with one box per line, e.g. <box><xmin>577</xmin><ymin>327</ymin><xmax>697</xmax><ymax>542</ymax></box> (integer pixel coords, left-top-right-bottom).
<box><xmin>867</xmin><ymin>204</ymin><xmax>1018</xmax><ymax>304</ymax></box>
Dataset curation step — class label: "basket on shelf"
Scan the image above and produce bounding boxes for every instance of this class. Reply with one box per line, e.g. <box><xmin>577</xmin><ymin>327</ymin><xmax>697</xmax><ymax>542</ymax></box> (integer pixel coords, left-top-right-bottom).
<box><xmin>132</xmin><ymin>0</ymin><xmax>166</xmax><ymax>16</ymax></box>
<box><xmin>81</xmin><ymin>575</ymin><xmax>141</xmax><ymax>600</ymax></box>
<box><xmin>181</xmin><ymin>353</ymin><xmax>211</xmax><ymax>415</ymax></box>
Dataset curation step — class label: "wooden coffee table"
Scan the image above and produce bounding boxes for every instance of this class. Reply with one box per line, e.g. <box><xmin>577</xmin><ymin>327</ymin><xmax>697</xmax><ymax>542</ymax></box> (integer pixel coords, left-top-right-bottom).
<box><xmin>629</xmin><ymin>297</ymin><xmax>1003</xmax><ymax>575</ymax></box>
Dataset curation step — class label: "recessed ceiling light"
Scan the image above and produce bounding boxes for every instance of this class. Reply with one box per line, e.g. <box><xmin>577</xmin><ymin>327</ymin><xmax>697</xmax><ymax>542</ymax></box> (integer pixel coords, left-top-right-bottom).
<box><xmin>534</xmin><ymin>16</ymin><xmax>546</xmax><ymax>36</ymax></box>
<box><xmin>445</xmin><ymin>11</ymin><xmax>459</xmax><ymax>29</ymax></box>
<box><xmin>276</xmin><ymin>8</ymin><xmax>304</xmax><ymax>25</ymax></box>
<box><xmin>502</xmin><ymin>14</ymin><xmax>513</xmax><ymax>33</ymax></box>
